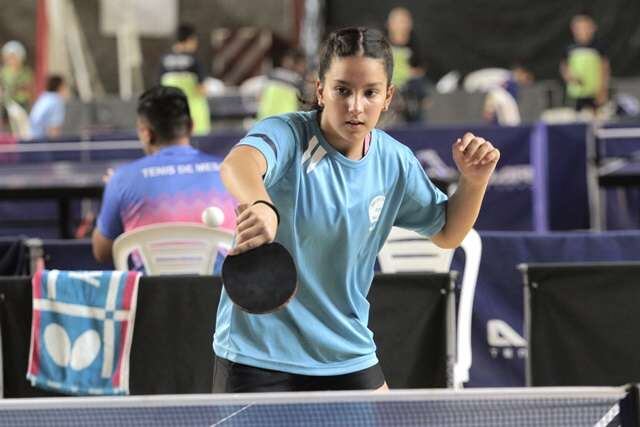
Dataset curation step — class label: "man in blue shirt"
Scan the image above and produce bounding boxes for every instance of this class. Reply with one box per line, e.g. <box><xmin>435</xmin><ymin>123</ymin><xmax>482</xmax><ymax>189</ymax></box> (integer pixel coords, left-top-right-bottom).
<box><xmin>29</xmin><ymin>74</ymin><xmax>69</xmax><ymax>139</ymax></box>
<box><xmin>92</xmin><ymin>86</ymin><xmax>235</xmax><ymax>265</ymax></box>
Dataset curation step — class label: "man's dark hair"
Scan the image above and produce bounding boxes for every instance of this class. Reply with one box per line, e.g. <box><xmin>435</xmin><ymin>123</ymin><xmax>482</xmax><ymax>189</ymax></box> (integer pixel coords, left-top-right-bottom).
<box><xmin>46</xmin><ymin>74</ymin><xmax>64</xmax><ymax>92</ymax></box>
<box><xmin>137</xmin><ymin>85</ymin><xmax>192</xmax><ymax>144</ymax></box>
<box><xmin>176</xmin><ymin>23</ymin><xmax>197</xmax><ymax>43</ymax></box>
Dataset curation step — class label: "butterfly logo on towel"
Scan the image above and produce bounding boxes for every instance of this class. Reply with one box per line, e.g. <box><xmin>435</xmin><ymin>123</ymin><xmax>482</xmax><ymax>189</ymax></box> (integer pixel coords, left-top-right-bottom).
<box><xmin>44</xmin><ymin>323</ymin><xmax>101</xmax><ymax>370</ymax></box>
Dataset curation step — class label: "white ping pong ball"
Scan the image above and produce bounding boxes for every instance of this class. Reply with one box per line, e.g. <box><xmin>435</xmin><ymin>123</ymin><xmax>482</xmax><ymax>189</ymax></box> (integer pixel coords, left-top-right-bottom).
<box><xmin>201</xmin><ymin>206</ymin><xmax>225</xmax><ymax>227</ymax></box>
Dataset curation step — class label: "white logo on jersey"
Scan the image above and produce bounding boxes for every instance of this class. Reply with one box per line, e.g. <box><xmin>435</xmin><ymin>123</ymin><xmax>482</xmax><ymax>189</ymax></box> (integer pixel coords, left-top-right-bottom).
<box><xmin>301</xmin><ymin>136</ymin><xmax>327</xmax><ymax>174</ymax></box>
<box><xmin>301</xmin><ymin>136</ymin><xmax>319</xmax><ymax>164</ymax></box>
<box><xmin>368</xmin><ymin>196</ymin><xmax>385</xmax><ymax>230</ymax></box>
<box><xmin>306</xmin><ymin>145</ymin><xmax>327</xmax><ymax>174</ymax></box>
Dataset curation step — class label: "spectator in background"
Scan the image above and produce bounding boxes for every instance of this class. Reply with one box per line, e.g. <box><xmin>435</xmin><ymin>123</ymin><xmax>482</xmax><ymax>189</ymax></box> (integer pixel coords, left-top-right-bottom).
<box><xmin>482</xmin><ymin>63</ymin><xmax>534</xmax><ymax>126</ymax></box>
<box><xmin>256</xmin><ymin>48</ymin><xmax>307</xmax><ymax>120</ymax></box>
<box><xmin>502</xmin><ymin>63</ymin><xmax>534</xmax><ymax>101</ymax></box>
<box><xmin>0</xmin><ymin>104</ymin><xmax>13</xmax><ymax>141</ymax></box>
<box><xmin>398</xmin><ymin>53</ymin><xmax>433</xmax><ymax>123</ymax></box>
<box><xmin>385</xmin><ymin>7</ymin><xmax>422</xmax><ymax>89</ymax></box>
<box><xmin>29</xmin><ymin>74</ymin><xmax>69</xmax><ymax>139</ymax></box>
<box><xmin>159</xmin><ymin>23</ymin><xmax>211</xmax><ymax>135</ymax></box>
<box><xmin>385</xmin><ymin>7</ymin><xmax>428</xmax><ymax>123</ymax></box>
<box><xmin>0</xmin><ymin>85</ymin><xmax>30</xmax><ymax>140</ymax></box>
<box><xmin>0</xmin><ymin>40</ymin><xmax>34</xmax><ymax>111</ymax></box>
<box><xmin>0</xmin><ymin>103</ymin><xmax>17</xmax><ymax>163</ymax></box>
<box><xmin>92</xmin><ymin>86</ymin><xmax>236</xmax><ymax>265</ymax></box>
<box><xmin>560</xmin><ymin>13</ymin><xmax>610</xmax><ymax>112</ymax></box>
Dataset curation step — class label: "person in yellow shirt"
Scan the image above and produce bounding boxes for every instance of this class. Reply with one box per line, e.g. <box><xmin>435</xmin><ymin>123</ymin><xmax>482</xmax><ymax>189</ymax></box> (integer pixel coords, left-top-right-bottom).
<box><xmin>159</xmin><ymin>23</ymin><xmax>211</xmax><ymax>135</ymax></box>
<box><xmin>385</xmin><ymin>7</ymin><xmax>429</xmax><ymax>123</ymax></box>
<box><xmin>385</xmin><ymin>7</ymin><xmax>421</xmax><ymax>89</ymax></box>
<box><xmin>0</xmin><ymin>40</ymin><xmax>34</xmax><ymax>111</ymax></box>
<box><xmin>257</xmin><ymin>49</ymin><xmax>307</xmax><ymax>120</ymax></box>
<box><xmin>560</xmin><ymin>13</ymin><xmax>610</xmax><ymax>112</ymax></box>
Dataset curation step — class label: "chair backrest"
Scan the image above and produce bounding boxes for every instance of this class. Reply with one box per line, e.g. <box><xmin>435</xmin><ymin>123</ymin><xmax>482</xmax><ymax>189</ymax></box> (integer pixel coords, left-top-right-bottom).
<box><xmin>378</xmin><ymin>227</ymin><xmax>482</xmax><ymax>389</ymax></box>
<box><xmin>462</xmin><ymin>67</ymin><xmax>511</xmax><ymax>93</ymax></box>
<box><xmin>377</xmin><ymin>227</ymin><xmax>454</xmax><ymax>273</ymax></box>
<box><xmin>112</xmin><ymin>222</ymin><xmax>234</xmax><ymax>276</ymax></box>
<box><xmin>453</xmin><ymin>229</ymin><xmax>481</xmax><ymax>388</ymax></box>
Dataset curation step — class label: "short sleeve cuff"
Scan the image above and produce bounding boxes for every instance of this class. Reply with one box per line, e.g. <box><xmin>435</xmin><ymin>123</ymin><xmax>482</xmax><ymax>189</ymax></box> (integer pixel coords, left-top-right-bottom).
<box><xmin>421</xmin><ymin>201</ymin><xmax>447</xmax><ymax>237</ymax></box>
<box><xmin>96</xmin><ymin>217</ymin><xmax>120</xmax><ymax>241</ymax></box>
<box><xmin>236</xmin><ymin>135</ymin><xmax>278</xmax><ymax>184</ymax></box>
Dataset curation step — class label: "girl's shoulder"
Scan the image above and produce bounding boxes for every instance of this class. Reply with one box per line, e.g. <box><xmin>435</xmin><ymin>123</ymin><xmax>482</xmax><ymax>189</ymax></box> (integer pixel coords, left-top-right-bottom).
<box><xmin>373</xmin><ymin>128</ymin><xmax>415</xmax><ymax>159</ymax></box>
<box><xmin>256</xmin><ymin>111</ymin><xmax>314</xmax><ymax>134</ymax></box>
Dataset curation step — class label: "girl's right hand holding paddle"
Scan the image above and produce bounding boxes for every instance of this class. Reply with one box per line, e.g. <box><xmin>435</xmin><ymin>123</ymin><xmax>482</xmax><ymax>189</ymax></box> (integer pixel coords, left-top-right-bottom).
<box><xmin>230</xmin><ymin>201</ymin><xmax>279</xmax><ymax>255</ymax></box>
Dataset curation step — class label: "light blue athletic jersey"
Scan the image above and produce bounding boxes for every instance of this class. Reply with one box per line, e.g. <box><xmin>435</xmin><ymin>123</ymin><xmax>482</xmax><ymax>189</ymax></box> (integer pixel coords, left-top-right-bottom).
<box><xmin>213</xmin><ymin>110</ymin><xmax>448</xmax><ymax>375</ymax></box>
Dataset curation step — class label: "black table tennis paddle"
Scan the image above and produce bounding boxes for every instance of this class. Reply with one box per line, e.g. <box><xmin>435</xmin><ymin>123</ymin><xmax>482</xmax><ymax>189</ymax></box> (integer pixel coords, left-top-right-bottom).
<box><xmin>221</xmin><ymin>242</ymin><xmax>297</xmax><ymax>314</ymax></box>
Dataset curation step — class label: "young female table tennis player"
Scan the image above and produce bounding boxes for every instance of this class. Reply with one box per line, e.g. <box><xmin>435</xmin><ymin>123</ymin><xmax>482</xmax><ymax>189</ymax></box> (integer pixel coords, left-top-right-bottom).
<box><xmin>213</xmin><ymin>27</ymin><xmax>499</xmax><ymax>392</ymax></box>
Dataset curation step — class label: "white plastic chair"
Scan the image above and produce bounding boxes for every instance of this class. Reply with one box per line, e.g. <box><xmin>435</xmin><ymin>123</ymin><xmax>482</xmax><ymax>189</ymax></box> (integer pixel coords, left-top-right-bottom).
<box><xmin>484</xmin><ymin>87</ymin><xmax>521</xmax><ymax>126</ymax></box>
<box><xmin>378</xmin><ymin>227</ymin><xmax>454</xmax><ymax>273</ymax></box>
<box><xmin>239</xmin><ymin>75</ymin><xmax>267</xmax><ymax>99</ymax></box>
<box><xmin>462</xmin><ymin>68</ymin><xmax>511</xmax><ymax>93</ymax></box>
<box><xmin>435</xmin><ymin>70</ymin><xmax>461</xmax><ymax>94</ymax></box>
<box><xmin>378</xmin><ymin>227</ymin><xmax>482</xmax><ymax>389</ymax></box>
<box><xmin>112</xmin><ymin>222</ymin><xmax>234</xmax><ymax>276</ymax></box>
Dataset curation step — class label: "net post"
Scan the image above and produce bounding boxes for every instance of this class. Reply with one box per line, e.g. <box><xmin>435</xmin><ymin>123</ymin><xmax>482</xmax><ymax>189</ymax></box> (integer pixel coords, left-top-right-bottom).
<box><xmin>620</xmin><ymin>384</ymin><xmax>640</xmax><ymax>427</ymax></box>
<box><xmin>517</xmin><ymin>263</ymin><xmax>532</xmax><ymax>387</ymax></box>
<box><xmin>446</xmin><ymin>270</ymin><xmax>458</xmax><ymax>389</ymax></box>
<box><xmin>25</xmin><ymin>238</ymin><xmax>44</xmax><ymax>275</ymax></box>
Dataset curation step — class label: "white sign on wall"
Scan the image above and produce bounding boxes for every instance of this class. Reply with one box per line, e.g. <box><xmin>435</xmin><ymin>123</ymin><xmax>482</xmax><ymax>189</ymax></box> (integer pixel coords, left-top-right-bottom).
<box><xmin>100</xmin><ymin>0</ymin><xmax>177</xmax><ymax>38</ymax></box>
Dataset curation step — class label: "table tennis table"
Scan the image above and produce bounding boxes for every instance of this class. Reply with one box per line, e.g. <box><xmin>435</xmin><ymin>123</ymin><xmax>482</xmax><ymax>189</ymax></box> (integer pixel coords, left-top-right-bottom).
<box><xmin>0</xmin><ymin>160</ymin><xmax>124</xmax><ymax>238</ymax></box>
<box><xmin>0</xmin><ymin>138</ymin><xmax>454</xmax><ymax>239</ymax></box>
<box><xmin>0</xmin><ymin>386</ymin><xmax>634</xmax><ymax>426</ymax></box>
<box><xmin>598</xmin><ymin>157</ymin><xmax>640</xmax><ymax>187</ymax></box>
<box><xmin>588</xmin><ymin>126</ymin><xmax>640</xmax><ymax>230</ymax></box>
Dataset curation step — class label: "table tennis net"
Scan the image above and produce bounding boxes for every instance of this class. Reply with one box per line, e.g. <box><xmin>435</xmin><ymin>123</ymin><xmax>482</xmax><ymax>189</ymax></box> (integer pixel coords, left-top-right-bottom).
<box><xmin>0</xmin><ymin>387</ymin><xmax>633</xmax><ymax>427</ymax></box>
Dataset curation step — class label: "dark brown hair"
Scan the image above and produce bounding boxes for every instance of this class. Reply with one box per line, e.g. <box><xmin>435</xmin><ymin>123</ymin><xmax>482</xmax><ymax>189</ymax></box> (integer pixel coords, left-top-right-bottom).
<box><xmin>46</xmin><ymin>74</ymin><xmax>65</xmax><ymax>92</ymax></box>
<box><xmin>318</xmin><ymin>27</ymin><xmax>393</xmax><ymax>84</ymax></box>
<box><xmin>308</xmin><ymin>27</ymin><xmax>394</xmax><ymax>109</ymax></box>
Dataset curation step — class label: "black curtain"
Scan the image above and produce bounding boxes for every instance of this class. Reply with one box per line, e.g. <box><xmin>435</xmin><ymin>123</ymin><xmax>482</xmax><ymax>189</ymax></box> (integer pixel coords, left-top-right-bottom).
<box><xmin>0</xmin><ymin>276</ymin><xmax>219</xmax><ymax>397</ymax></box>
<box><xmin>0</xmin><ymin>239</ymin><xmax>30</xmax><ymax>276</ymax></box>
<box><xmin>130</xmin><ymin>275</ymin><xmax>219</xmax><ymax>394</ymax></box>
<box><xmin>326</xmin><ymin>0</ymin><xmax>640</xmax><ymax>81</ymax></box>
<box><xmin>0</xmin><ymin>277</ymin><xmax>64</xmax><ymax>397</ymax></box>
<box><xmin>1</xmin><ymin>273</ymin><xmax>453</xmax><ymax>396</ymax></box>
<box><xmin>526</xmin><ymin>262</ymin><xmax>640</xmax><ymax>386</ymax></box>
<box><xmin>369</xmin><ymin>273</ymin><xmax>452</xmax><ymax>388</ymax></box>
